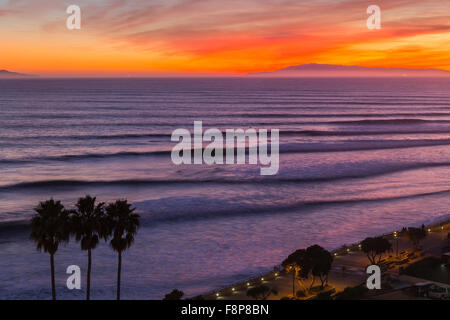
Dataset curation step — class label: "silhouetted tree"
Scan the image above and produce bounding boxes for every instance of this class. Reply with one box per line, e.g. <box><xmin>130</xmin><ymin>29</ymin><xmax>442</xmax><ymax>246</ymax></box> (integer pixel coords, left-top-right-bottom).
<box><xmin>70</xmin><ymin>195</ymin><xmax>107</xmax><ymax>300</ymax></box>
<box><xmin>282</xmin><ymin>249</ymin><xmax>308</xmax><ymax>297</ymax></box>
<box><xmin>30</xmin><ymin>199</ymin><xmax>70</xmax><ymax>300</ymax></box>
<box><xmin>246</xmin><ymin>285</ymin><xmax>277</xmax><ymax>300</ymax></box>
<box><xmin>406</xmin><ymin>227</ymin><xmax>427</xmax><ymax>249</ymax></box>
<box><xmin>307</xmin><ymin>245</ymin><xmax>333</xmax><ymax>289</ymax></box>
<box><xmin>163</xmin><ymin>289</ymin><xmax>184</xmax><ymax>300</ymax></box>
<box><xmin>361</xmin><ymin>237</ymin><xmax>392</xmax><ymax>265</ymax></box>
<box><xmin>105</xmin><ymin>199</ymin><xmax>140</xmax><ymax>300</ymax></box>
<box><xmin>282</xmin><ymin>245</ymin><xmax>333</xmax><ymax>294</ymax></box>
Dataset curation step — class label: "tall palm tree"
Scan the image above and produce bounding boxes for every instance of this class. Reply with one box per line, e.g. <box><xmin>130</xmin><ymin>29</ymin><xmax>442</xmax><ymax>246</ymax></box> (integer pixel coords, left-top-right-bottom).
<box><xmin>105</xmin><ymin>199</ymin><xmax>140</xmax><ymax>300</ymax></box>
<box><xmin>30</xmin><ymin>199</ymin><xmax>70</xmax><ymax>300</ymax></box>
<box><xmin>70</xmin><ymin>195</ymin><xmax>107</xmax><ymax>300</ymax></box>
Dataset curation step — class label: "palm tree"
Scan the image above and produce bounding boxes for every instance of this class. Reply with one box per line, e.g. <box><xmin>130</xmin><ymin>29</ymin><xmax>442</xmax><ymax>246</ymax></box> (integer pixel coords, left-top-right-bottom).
<box><xmin>30</xmin><ymin>199</ymin><xmax>70</xmax><ymax>300</ymax></box>
<box><xmin>70</xmin><ymin>195</ymin><xmax>107</xmax><ymax>300</ymax></box>
<box><xmin>105</xmin><ymin>199</ymin><xmax>140</xmax><ymax>300</ymax></box>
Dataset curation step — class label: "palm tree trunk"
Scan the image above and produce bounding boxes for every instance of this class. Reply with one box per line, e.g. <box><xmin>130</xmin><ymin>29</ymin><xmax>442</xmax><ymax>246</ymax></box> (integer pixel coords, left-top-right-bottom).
<box><xmin>50</xmin><ymin>253</ymin><xmax>56</xmax><ymax>300</ymax></box>
<box><xmin>117</xmin><ymin>251</ymin><xmax>122</xmax><ymax>300</ymax></box>
<box><xmin>87</xmin><ymin>249</ymin><xmax>92</xmax><ymax>300</ymax></box>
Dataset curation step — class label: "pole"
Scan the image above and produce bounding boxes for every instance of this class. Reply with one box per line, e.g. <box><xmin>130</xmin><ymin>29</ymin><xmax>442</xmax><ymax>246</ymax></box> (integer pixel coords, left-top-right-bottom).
<box><xmin>396</xmin><ymin>237</ymin><xmax>399</xmax><ymax>257</ymax></box>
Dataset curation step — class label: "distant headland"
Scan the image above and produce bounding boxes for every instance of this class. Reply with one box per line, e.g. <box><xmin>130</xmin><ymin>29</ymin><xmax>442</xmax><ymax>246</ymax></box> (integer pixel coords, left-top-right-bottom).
<box><xmin>0</xmin><ymin>70</ymin><xmax>36</xmax><ymax>78</ymax></box>
<box><xmin>248</xmin><ymin>63</ymin><xmax>450</xmax><ymax>77</ymax></box>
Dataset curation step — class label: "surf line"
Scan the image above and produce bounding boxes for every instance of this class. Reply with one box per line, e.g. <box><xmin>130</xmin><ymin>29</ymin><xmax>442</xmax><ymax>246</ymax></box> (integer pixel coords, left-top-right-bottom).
<box><xmin>171</xmin><ymin>121</ymin><xmax>279</xmax><ymax>175</ymax></box>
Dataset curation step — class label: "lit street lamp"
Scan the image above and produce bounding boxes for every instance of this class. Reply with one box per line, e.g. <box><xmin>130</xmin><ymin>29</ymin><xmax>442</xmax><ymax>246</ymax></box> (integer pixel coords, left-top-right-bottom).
<box><xmin>394</xmin><ymin>232</ymin><xmax>399</xmax><ymax>257</ymax></box>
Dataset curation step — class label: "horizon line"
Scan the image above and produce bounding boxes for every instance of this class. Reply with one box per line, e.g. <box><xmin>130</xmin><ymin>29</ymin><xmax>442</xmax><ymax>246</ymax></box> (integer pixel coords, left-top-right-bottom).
<box><xmin>4</xmin><ymin>63</ymin><xmax>450</xmax><ymax>79</ymax></box>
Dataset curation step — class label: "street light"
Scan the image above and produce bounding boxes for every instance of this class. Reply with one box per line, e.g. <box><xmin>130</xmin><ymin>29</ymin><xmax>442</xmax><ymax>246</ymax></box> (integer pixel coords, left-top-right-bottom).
<box><xmin>394</xmin><ymin>232</ymin><xmax>399</xmax><ymax>257</ymax></box>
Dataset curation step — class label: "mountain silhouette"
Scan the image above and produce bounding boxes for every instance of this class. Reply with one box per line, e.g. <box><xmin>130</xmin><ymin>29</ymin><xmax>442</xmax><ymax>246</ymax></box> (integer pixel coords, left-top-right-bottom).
<box><xmin>248</xmin><ymin>63</ymin><xmax>450</xmax><ymax>77</ymax></box>
<box><xmin>0</xmin><ymin>70</ymin><xmax>35</xmax><ymax>78</ymax></box>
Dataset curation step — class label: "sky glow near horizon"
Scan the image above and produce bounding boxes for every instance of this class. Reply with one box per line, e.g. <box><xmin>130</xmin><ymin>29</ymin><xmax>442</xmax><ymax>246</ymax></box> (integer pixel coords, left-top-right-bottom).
<box><xmin>1</xmin><ymin>0</ymin><xmax>450</xmax><ymax>76</ymax></box>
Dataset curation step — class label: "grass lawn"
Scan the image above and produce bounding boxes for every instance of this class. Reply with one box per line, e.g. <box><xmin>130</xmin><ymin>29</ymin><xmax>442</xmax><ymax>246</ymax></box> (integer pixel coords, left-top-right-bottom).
<box><xmin>403</xmin><ymin>257</ymin><xmax>450</xmax><ymax>285</ymax></box>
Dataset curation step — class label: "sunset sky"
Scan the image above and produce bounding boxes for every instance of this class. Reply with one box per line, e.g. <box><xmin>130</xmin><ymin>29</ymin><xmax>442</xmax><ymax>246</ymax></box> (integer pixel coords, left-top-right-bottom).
<box><xmin>1</xmin><ymin>0</ymin><xmax>450</xmax><ymax>76</ymax></box>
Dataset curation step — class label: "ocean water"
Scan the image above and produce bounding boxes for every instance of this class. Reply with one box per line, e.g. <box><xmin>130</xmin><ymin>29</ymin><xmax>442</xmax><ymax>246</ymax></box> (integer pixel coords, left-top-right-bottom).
<box><xmin>0</xmin><ymin>77</ymin><xmax>449</xmax><ymax>299</ymax></box>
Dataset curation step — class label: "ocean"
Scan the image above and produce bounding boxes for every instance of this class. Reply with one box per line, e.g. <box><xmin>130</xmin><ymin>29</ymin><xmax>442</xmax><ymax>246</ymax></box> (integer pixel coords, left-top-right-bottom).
<box><xmin>0</xmin><ymin>77</ymin><xmax>449</xmax><ymax>299</ymax></box>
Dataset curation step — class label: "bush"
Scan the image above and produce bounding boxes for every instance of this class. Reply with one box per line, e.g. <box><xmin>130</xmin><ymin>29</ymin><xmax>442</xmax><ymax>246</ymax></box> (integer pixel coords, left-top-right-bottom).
<box><xmin>187</xmin><ymin>295</ymin><xmax>204</xmax><ymax>300</ymax></box>
<box><xmin>296</xmin><ymin>289</ymin><xmax>306</xmax><ymax>298</ymax></box>
<box><xmin>247</xmin><ymin>285</ymin><xmax>277</xmax><ymax>300</ymax></box>
<box><xmin>315</xmin><ymin>291</ymin><xmax>333</xmax><ymax>300</ymax></box>
<box><xmin>334</xmin><ymin>285</ymin><xmax>368</xmax><ymax>300</ymax></box>
<box><xmin>163</xmin><ymin>289</ymin><xmax>184</xmax><ymax>300</ymax></box>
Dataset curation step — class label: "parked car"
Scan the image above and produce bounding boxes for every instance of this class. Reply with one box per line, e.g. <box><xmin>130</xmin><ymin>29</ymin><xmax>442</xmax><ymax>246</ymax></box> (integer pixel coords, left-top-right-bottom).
<box><xmin>428</xmin><ymin>285</ymin><xmax>450</xmax><ymax>300</ymax></box>
<box><xmin>442</xmin><ymin>253</ymin><xmax>450</xmax><ymax>264</ymax></box>
<box><xmin>413</xmin><ymin>282</ymin><xmax>433</xmax><ymax>297</ymax></box>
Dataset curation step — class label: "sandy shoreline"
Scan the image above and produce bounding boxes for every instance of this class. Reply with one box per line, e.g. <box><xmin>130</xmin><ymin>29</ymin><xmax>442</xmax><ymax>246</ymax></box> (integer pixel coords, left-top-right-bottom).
<box><xmin>201</xmin><ymin>215</ymin><xmax>450</xmax><ymax>300</ymax></box>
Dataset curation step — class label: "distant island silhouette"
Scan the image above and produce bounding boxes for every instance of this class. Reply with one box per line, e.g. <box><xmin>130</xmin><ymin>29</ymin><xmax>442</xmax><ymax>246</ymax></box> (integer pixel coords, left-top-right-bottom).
<box><xmin>248</xmin><ymin>63</ymin><xmax>450</xmax><ymax>77</ymax></box>
<box><xmin>0</xmin><ymin>70</ymin><xmax>35</xmax><ymax>78</ymax></box>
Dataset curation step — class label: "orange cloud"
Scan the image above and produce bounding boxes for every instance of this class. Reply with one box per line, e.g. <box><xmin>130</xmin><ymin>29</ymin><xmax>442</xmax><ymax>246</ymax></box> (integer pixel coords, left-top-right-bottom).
<box><xmin>1</xmin><ymin>0</ymin><xmax>450</xmax><ymax>75</ymax></box>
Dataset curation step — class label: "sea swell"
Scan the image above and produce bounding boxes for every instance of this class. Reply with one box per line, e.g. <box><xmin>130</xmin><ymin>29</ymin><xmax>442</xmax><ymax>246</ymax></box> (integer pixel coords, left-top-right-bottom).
<box><xmin>136</xmin><ymin>188</ymin><xmax>450</xmax><ymax>225</ymax></box>
<box><xmin>1</xmin><ymin>137</ymin><xmax>450</xmax><ymax>165</ymax></box>
<box><xmin>1</xmin><ymin>161</ymin><xmax>450</xmax><ymax>191</ymax></box>
<box><xmin>3</xmin><ymin>127</ymin><xmax>450</xmax><ymax>142</ymax></box>
<box><xmin>2</xmin><ymin>188</ymin><xmax>450</xmax><ymax>231</ymax></box>
<box><xmin>2</xmin><ymin>118</ymin><xmax>450</xmax><ymax>130</ymax></box>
